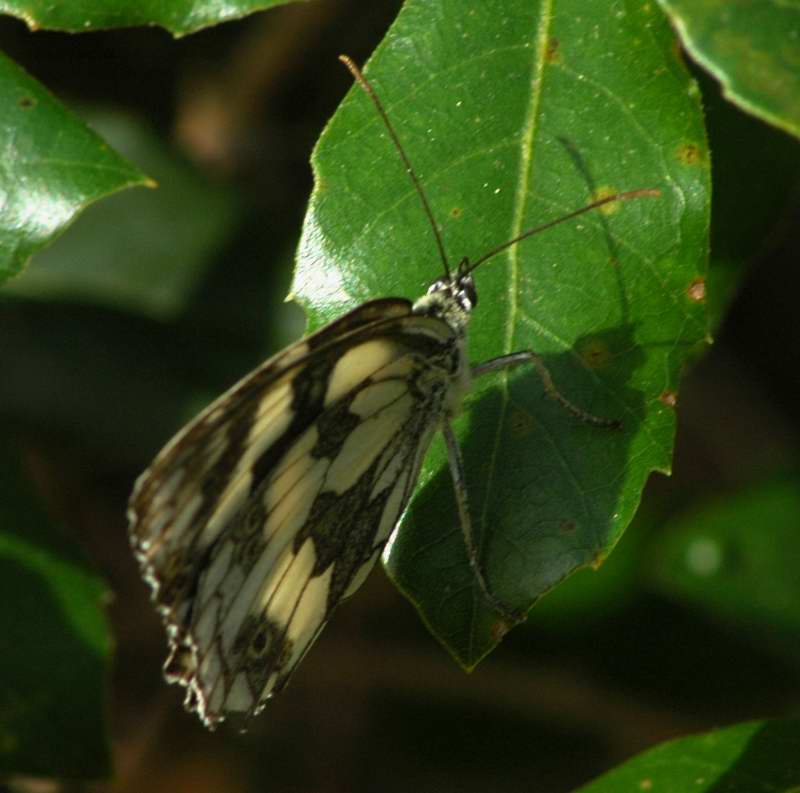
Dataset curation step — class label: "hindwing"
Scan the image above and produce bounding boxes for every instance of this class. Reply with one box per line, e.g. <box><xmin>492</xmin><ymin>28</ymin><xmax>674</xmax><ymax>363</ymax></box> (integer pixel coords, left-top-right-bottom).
<box><xmin>129</xmin><ymin>298</ymin><xmax>460</xmax><ymax>727</ymax></box>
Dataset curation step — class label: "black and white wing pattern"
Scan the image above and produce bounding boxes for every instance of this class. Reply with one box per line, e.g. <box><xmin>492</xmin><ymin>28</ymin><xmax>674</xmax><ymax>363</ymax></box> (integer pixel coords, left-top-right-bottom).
<box><xmin>128</xmin><ymin>298</ymin><xmax>462</xmax><ymax>728</ymax></box>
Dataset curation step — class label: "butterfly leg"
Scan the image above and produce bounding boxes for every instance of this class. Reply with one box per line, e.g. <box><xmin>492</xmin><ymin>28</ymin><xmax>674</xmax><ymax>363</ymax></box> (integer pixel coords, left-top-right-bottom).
<box><xmin>442</xmin><ymin>419</ymin><xmax>526</xmax><ymax>625</ymax></box>
<box><xmin>472</xmin><ymin>351</ymin><xmax>620</xmax><ymax>428</ymax></box>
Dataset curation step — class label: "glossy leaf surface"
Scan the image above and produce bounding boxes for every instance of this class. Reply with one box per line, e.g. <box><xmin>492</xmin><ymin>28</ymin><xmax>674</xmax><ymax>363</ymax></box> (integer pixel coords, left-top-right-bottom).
<box><xmin>578</xmin><ymin>718</ymin><xmax>800</xmax><ymax>793</ymax></box>
<box><xmin>0</xmin><ymin>53</ymin><xmax>148</xmax><ymax>285</ymax></box>
<box><xmin>0</xmin><ymin>0</ymin><xmax>300</xmax><ymax>36</ymax></box>
<box><xmin>658</xmin><ymin>0</ymin><xmax>800</xmax><ymax>140</ymax></box>
<box><xmin>292</xmin><ymin>0</ymin><xmax>709</xmax><ymax>667</ymax></box>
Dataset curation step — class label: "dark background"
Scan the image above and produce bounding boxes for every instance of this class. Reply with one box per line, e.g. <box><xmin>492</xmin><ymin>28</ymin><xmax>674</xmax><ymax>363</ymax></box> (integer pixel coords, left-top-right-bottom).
<box><xmin>1</xmin><ymin>2</ymin><xmax>799</xmax><ymax>791</ymax></box>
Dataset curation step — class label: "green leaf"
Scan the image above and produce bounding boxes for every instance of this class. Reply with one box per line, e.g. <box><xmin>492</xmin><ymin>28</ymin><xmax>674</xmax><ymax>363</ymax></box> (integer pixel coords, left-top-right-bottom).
<box><xmin>576</xmin><ymin>718</ymin><xmax>800</xmax><ymax>793</ymax></box>
<box><xmin>293</xmin><ymin>0</ymin><xmax>709</xmax><ymax>666</ymax></box>
<box><xmin>0</xmin><ymin>52</ymin><xmax>149</xmax><ymax>286</ymax></box>
<box><xmin>525</xmin><ymin>506</ymin><xmax>648</xmax><ymax>628</ymax></box>
<box><xmin>646</xmin><ymin>476</ymin><xmax>800</xmax><ymax>657</ymax></box>
<box><xmin>0</xmin><ymin>450</ymin><xmax>112</xmax><ymax>779</ymax></box>
<box><xmin>6</xmin><ymin>111</ymin><xmax>239</xmax><ymax>320</ymax></box>
<box><xmin>0</xmin><ymin>0</ymin><xmax>303</xmax><ymax>35</ymax></box>
<box><xmin>656</xmin><ymin>0</ymin><xmax>800</xmax><ymax>140</ymax></box>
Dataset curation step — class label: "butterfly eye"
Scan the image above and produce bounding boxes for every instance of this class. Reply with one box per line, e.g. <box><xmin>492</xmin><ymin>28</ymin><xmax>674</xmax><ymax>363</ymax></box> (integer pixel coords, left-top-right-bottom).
<box><xmin>459</xmin><ymin>275</ymin><xmax>478</xmax><ymax>310</ymax></box>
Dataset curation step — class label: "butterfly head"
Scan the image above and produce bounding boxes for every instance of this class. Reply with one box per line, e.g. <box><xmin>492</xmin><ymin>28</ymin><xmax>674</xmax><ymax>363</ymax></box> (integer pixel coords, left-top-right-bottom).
<box><xmin>413</xmin><ymin>258</ymin><xmax>477</xmax><ymax>332</ymax></box>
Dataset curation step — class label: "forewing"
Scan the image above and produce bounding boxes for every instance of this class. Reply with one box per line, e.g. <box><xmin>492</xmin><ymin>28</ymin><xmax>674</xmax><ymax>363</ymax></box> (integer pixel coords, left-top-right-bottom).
<box><xmin>128</xmin><ymin>300</ymin><xmax>457</xmax><ymax>727</ymax></box>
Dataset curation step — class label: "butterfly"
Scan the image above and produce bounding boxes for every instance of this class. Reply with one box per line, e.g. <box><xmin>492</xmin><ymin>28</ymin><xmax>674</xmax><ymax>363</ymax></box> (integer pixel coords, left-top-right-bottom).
<box><xmin>128</xmin><ymin>54</ymin><xmax>657</xmax><ymax>729</ymax></box>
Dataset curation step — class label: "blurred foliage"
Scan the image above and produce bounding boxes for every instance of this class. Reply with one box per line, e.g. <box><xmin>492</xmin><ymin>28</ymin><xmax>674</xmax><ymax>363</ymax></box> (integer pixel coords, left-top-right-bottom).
<box><xmin>0</xmin><ymin>0</ymin><xmax>799</xmax><ymax>791</ymax></box>
<box><xmin>0</xmin><ymin>51</ymin><xmax>148</xmax><ymax>282</ymax></box>
<box><xmin>0</xmin><ymin>448</ymin><xmax>111</xmax><ymax>778</ymax></box>
<box><xmin>578</xmin><ymin>717</ymin><xmax>800</xmax><ymax>793</ymax></box>
<box><xmin>657</xmin><ymin>0</ymin><xmax>800</xmax><ymax>139</ymax></box>
<box><xmin>4</xmin><ymin>111</ymin><xmax>240</xmax><ymax>320</ymax></box>
<box><xmin>648</xmin><ymin>475</ymin><xmax>800</xmax><ymax>656</ymax></box>
<box><xmin>0</xmin><ymin>0</ymin><xmax>303</xmax><ymax>36</ymax></box>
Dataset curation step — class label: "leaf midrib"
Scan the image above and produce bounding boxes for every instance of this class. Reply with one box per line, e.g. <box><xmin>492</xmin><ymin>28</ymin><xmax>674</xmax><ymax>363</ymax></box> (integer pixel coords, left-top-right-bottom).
<box><xmin>471</xmin><ymin>0</ymin><xmax>553</xmax><ymax>650</ymax></box>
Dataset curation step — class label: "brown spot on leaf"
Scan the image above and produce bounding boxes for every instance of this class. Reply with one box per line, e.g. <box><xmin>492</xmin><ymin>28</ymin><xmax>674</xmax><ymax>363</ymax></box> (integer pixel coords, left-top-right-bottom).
<box><xmin>450</xmin><ymin>206</ymin><xmax>462</xmax><ymax>219</ymax></box>
<box><xmin>589</xmin><ymin>553</ymin><xmax>606</xmax><ymax>571</ymax></box>
<box><xmin>559</xmin><ymin>519</ymin><xmax>577</xmax><ymax>535</ymax></box>
<box><xmin>591</xmin><ymin>185</ymin><xmax>625</xmax><ymax>215</ymax></box>
<box><xmin>491</xmin><ymin>619</ymin><xmax>510</xmax><ymax>642</ymax></box>
<box><xmin>491</xmin><ymin>610</ymin><xmax>525</xmax><ymax>642</ymax></box>
<box><xmin>18</xmin><ymin>96</ymin><xmax>35</xmax><ymax>109</ymax></box>
<box><xmin>578</xmin><ymin>338</ymin><xmax>613</xmax><ymax>369</ymax></box>
<box><xmin>509</xmin><ymin>407</ymin><xmax>536</xmax><ymax>437</ymax></box>
<box><xmin>671</xmin><ymin>36</ymin><xmax>688</xmax><ymax>67</ymax></box>
<box><xmin>687</xmin><ymin>277</ymin><xmax>706</xmax><ymax>302</ymax></box>
<box><xmin>545</xmin><ymin>37</ymin><xmax>560</xmax><ymax>63</ymax></box>
<box><xmin>677</xmin><ymin>142</ymin><xmax>703</xmax><ymax>165</ymax></box>
<box><xmin>659</xmin><ymin>390</ymin><xmax>678</xmax><ymax>408</ymax></box>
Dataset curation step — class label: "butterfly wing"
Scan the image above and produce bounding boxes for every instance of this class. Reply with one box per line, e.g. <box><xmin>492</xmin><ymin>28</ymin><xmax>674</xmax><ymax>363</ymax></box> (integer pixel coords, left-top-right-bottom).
<box><xmin>129</xmin><ymin>298</ymin><xmax>460</xmax><ymax>727</ymax></box>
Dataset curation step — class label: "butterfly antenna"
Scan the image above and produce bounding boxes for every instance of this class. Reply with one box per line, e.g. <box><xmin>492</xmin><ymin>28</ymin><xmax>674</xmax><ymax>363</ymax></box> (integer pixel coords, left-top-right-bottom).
<box><xmin>465</xmin><ymin>188</ymin><xmax>661</xmax><ymax>274</ymax></box>
<box><xmin>339</xmin><ymin>55</ymin><xmax>452</xmax><ymax>279</ymax></box>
